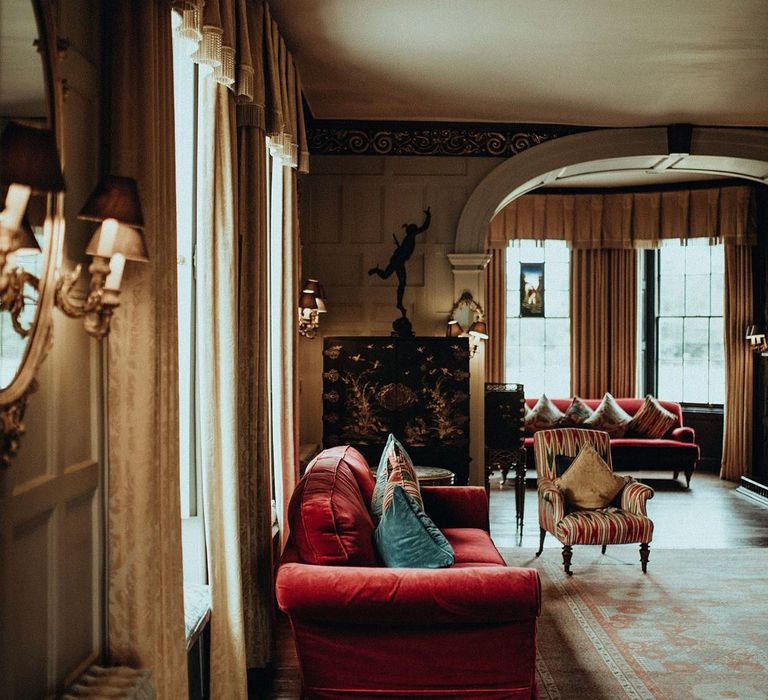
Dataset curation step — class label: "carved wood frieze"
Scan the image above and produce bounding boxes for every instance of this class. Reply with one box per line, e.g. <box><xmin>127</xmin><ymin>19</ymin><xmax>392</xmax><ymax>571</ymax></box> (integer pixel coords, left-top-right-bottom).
<box><xmin>307</xmin><ymin>120</ymin><xmax>589</xmax><ymax>157</ymax></box>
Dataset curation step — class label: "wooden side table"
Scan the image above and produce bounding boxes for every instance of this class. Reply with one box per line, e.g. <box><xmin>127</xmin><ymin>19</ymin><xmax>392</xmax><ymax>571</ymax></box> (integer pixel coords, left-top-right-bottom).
<box><xmin>414</xmin><ymin>466</ymin><xmax>455</xmax><ymax>486</ymax></box>
<box><xmin>486</xmin><ymin>447</ymin><xmax>527</xmax><ymax>530</ymax></box>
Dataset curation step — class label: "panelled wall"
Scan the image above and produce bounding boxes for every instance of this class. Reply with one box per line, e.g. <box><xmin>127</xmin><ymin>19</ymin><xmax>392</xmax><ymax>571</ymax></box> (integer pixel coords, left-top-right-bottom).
<box><xmin>0</xmin><ymin>2</ymin><xmax>104</xmax><ymax>696</ymax></box>
<box><xmin>298</xmin><ymin>155</ymin><xmax>500</xmax><ymax>456</ymax></box>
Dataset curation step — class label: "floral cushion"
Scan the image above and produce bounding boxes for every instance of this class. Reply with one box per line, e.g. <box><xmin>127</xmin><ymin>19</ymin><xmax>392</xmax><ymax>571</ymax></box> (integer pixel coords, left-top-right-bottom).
<box><xmin>582</xmin><ymin>392</ymin><xmax>632</xmax><ymax>437</ymax></box>
<box><xmin>628</xmin><ymin>395</ymin><xmax>678</xmax><ymax>438</ymax></box>
<box><xmin>560</xmin><ymin>396</ymin><xmax>594</xmax><ymax>426</ymax></box>
<box><xmin>555</xmin><ymin>442</ymin><xmax>631</xmax><ymax>509</ymax></box>
<box><xmin>371</xmin><ymin>434</ymin><xmax>422</xmax><ymax>521</ymax></box>
<box><xmin>524</xmin><ymin>394</ymin><xmax>565</xmax><ymax>435</ymax></box>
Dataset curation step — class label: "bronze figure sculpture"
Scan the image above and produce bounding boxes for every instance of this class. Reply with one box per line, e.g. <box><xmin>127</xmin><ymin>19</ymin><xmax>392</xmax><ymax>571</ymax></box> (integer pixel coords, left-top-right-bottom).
<box><xmin>369</xmin><ymin>207</ymin><xmax>431</xmax><ymax>336</ymax></box>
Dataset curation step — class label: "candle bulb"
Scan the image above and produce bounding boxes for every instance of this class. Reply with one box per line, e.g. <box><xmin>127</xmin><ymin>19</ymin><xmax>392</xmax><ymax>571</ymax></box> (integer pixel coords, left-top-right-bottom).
<box><xmin>96</xmin><ymin>218</ymin><xmax>119</xmax><ymax>257</ymax></box>
<box><xmin>2</xmin><ymin>183</ymin><xmax>32</xmax><ymax>233</ymax></box>
<box><xmin>104</xmin><ymin>253</ymin><xmax>126</xmax><ymax>291</ymax></box>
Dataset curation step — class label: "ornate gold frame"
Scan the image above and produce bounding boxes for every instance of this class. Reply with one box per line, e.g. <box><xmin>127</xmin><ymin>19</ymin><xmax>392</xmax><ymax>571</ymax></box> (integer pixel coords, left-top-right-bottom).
<box><xmin>0</xmin><ymin>0</ymin><xmax>64</xmax><ymax>467</ymax></box>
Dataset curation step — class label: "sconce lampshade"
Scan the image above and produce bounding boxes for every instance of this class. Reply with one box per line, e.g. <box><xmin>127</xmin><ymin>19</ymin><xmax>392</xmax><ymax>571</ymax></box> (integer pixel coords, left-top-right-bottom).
<box><xmin>446</xmin><ymin>319</ymin><xmax>462</xmax><ymax>337</ymax></box>
<box><xmin>298</xmin><ymin>290</ymin><xmax>318</xmax><ymax>310</ymax></box>
<box><xmin>85</xmin><ymin>222</ymin><xmax>149</xmax><ymax>262</ymax></box>
<box><xmin>469</xmin><ymin>320</ymin><xmax>489</xmax><ymax>339</ymax></box>
<box><xmin>78</xmin><ymin>176</ymin><xmax>145</xmax><ymax>229</ymax></box>
<box><xmin>302</xmin><ymin>279</ymin><xmax>321</xmax><ymax>295</ymax></box>
<box><xmin>0</xmin><ymin>122</ymin><xmax>65</xmax><ymax>192</ymax></box>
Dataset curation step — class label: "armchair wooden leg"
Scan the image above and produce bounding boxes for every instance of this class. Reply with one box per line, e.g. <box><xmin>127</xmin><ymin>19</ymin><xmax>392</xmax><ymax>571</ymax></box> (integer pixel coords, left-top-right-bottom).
<box><xmin>601</xmin><ymin>544</ymin><xmax>607</xmax><ymax>554</ymax></box>
<box><xmin>562</xmin><ymin>545</ymin><xmax>573</xmax><ymax>576</ymax></box>
<box><xmin>535</xmin><ymin>528</ymin><xmax>546</xmax><ymax>556</ymax></box>
<box><xmin>684</xmin><ymin>471</ymin><xmax>692</xmax><ymax>488</ymax></box>
<box><xmin>640</xmin><ymin>543</ymin><xmax>650</xmax><ymax>573</ymax></box>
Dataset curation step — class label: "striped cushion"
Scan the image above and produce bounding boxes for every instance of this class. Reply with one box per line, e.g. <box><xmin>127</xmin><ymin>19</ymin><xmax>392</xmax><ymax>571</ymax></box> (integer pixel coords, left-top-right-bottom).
<box><xmin>629</xmin><ymin>394</ymin><xmax>678</xmax><ymax>438</ymax></box>
<box><xmin>371</xmin><ymin>434</ymin><xmax>422</xmax><ymax>521</ymax></box>
<box><xmin>555</xmin><ymin>508</ymin><xmax>654</xmax><ymax>545</ymax></box>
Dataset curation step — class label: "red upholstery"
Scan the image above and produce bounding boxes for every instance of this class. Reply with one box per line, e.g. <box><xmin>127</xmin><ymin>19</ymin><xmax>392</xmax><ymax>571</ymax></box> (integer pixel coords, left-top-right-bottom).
<box><xmin>288</xmin><ymin>446</ymin><xmax>378</xmax><ymax>566</ymax></box>
<box><xmin>278</xmin><ymin>446</ymin><xmax>541</xmax><ymax>699</ymax></box>
<box><xmin>524</xmin><ymin>397</ymin><xmax>699</xmax><ymax>483</ymax></box>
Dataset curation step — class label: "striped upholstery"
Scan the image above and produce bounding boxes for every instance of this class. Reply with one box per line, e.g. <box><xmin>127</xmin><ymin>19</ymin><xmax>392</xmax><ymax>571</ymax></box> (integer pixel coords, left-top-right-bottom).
<box><xmin>534</xmin><ymin>428</ymin><xmax>653</xmax><ymax>547</ymax></box>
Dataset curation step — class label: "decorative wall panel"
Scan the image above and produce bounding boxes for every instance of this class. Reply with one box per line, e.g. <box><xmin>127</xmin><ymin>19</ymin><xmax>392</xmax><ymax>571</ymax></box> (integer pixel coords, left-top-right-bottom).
<box><xmin>323</xmin><ymin>337</ymin><xmax>471</xmax><ymax>484</ymax></box>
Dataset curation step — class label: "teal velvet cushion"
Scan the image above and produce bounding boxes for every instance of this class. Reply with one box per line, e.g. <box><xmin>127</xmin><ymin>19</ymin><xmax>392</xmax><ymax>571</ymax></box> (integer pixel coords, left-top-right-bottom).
<box><xmin>371</xmin><ymin>433</ymin><xmax>421</xmax><ymax>521</ymax></box>
<box><xmin>374</xmin><ymin>485</ymin><xmax>455</xmax><ymax>568</ymax></box>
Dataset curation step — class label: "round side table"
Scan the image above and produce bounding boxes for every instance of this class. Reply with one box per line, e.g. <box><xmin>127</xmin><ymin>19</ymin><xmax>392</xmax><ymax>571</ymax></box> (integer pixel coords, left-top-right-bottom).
<box><xmin>414</xmin><ymin>466</ymin><xmax>455</xmax><ymax>486</ymax></box>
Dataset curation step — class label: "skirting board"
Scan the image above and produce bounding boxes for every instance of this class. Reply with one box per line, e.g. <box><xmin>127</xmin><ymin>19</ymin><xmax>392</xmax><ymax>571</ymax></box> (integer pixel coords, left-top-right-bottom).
<box><xmin>737</xmin><ymin>476</ymin><xmax>768</xmax><ymax>508</ymax></box>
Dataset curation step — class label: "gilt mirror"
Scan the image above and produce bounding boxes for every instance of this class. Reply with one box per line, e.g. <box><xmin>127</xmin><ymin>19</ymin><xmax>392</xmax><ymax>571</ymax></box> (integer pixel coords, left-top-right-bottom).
<box><xmin>0</xmin><ymin>0</ymin><xmax>63</xmax><ymax>465</ymax></box>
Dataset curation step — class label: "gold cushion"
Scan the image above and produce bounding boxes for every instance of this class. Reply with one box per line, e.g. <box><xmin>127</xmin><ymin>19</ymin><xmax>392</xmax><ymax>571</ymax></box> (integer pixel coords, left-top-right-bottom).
<box><xmin>555</xmin><ymin>442</ymin><xmax>630</xmax><ymax>509</ymax></box>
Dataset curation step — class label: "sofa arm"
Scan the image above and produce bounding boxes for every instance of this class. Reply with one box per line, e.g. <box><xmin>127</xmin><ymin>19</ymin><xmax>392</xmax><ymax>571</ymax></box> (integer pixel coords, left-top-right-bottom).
<box><xmin>538</xmin><ymin>478</ymin><xmax>565</xmax><ymax>523</ymax></box>
<box><xmin>621</xmin><ymin>480</ymin><xmax>654</xmax><ymax>515</ymax></box>
<box><xmin>420</xmin><ymin>486</ymin><xmax>489</xmax><ymax>531</ymax></box>
<box><xmin>671</xmin><ymin>426</ymin><xmax>696</xmax><ymax>443</ymax></box>
<box><xmin>276</xmin><ymin>562</ymin><xmax>540</xmax><ymax>625</ymax></box>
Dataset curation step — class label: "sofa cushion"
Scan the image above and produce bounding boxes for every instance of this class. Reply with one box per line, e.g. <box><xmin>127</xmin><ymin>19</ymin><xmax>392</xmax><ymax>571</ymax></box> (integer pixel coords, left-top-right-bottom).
<box><xmin>441</xmin><ymin>528</ymin><xmax>507</xmax><ymax>567</ymax></box>
<box><xmin>374</xmin><ymin>485</ymin><xmax>454</xmax><ymax>568</ymax></box>
<box><xmin>289</xmin><ymin>447</ymin><xmax>378</xmax><ymax>566</ymax></box>
<box><xmin>525</xmin><ymin>394</ymin><xmax>565</xmax><ymax>435</ymax></box>
<box><xmin>611</xmin><ymin>439</ymin><xmax>700</xmax><ymax>470</ymax></box>
<box><xmin>560</xmin><ymin>396</ymin><xmax>594</xmax><ymax>426</ymax></box>
<box><xmin>628</xmin><ymin>394</ymin><xmax>678</xmax><ymax>438</ymax></box>
<box><xmin>371</xmin><ymin>434</ymin><xmax>422</xmax><ymax>521</ymax></box>
<box><xmin>583</xmin><ymin>392</ymin><xmax>632</xmax><ymax>437</ymax></box>
<box><xmin>555</xmin><ymin>442</ymin><xmax>630</xmax><ymax>509</ymax></box>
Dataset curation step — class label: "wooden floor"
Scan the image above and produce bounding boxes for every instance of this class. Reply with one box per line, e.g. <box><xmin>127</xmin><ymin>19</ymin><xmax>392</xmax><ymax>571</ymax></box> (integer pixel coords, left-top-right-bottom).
<box><xmin>255</xmin><ymin>471</ymin><xmax>768</xmax><ymax>699</ymax></box>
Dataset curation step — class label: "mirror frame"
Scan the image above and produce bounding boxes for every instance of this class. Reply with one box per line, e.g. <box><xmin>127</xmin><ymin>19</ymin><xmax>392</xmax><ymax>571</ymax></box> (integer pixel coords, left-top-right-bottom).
<box><xmin>449</xmin><ymin>291</ymin><xmax>485</xmax><ymax>333</ymax></box>
<box><xmin>0</xmin><ymin>0</ymin><xmax>64</xmax><ymax>467</ymax></box>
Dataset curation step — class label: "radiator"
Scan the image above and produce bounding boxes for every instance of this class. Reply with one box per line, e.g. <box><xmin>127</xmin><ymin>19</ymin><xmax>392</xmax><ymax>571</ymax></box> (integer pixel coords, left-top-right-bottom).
<box><xmin>62</xmin><ymin>665</ymin><xmax>155</xmax><ymax>699</ymax></box>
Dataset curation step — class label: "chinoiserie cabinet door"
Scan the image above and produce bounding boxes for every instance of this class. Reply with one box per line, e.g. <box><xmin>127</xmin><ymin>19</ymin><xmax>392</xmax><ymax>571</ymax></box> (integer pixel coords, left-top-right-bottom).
<box><xmin>322</xmin><ymin>337</ymin><xmax>471</xmax><ymax>484</ymax></box>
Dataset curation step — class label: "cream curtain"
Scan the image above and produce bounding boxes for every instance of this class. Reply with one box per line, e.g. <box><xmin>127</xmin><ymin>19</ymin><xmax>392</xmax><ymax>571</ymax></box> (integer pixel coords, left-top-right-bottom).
<box><xmin>196</xmin><ymin>78</ymin><xmax>248</xmax><ymax>698</ymax></box>
<box><xmin>485</xmin><ymin>247</ymin><xmax>507</xmax><ymax>384</ymax></box>
<box><xmin>570</xmin><ymin>249</ymin><xmax>637</xmax><ymax>398</ymax></box>
<box><xmin>721</xmin><ymin>244</ymin><xmax>754</xmax><ymax>481</ymax></box>
<box><xmin>488</xmin><ymin>185</ymin><xmax>756</xmax><ymax>249</ymax></box>
<box><xmin>105</xmin><ymin>1</ymin><xmax>187</xmax><ymax>696</ymax></box>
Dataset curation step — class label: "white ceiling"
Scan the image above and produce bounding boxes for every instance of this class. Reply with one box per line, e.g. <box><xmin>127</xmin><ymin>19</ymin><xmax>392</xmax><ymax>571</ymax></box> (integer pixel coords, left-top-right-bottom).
<box><xmin>269</xmin><ymin>0</ymin><xmax>768</xmax><ymax>127</ymax></box>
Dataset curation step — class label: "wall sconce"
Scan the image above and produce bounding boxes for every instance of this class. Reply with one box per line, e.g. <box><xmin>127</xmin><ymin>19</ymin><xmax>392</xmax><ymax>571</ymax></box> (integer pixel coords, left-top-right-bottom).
<box><xmin>0</xmin><ymin>122</ymin><xmax>64</xmax><ymax>335</ymax></box>
<box><xmin>746</xmin><ymin>325</ymin><xmax>768</xmax><ymax>355</ymax></box>
<box><xmin>447</xmin><ymin>290</ymin><xmax>489</xmax><ymax>358</ymax></box>
<box><xmin>298</xmin><ymin>278</ymin><xmax>327</xmax><ymax>339</ymax></box>
<box><xmin>55</xmin><ymin>176</ymin><xmax>149</xmax><ymax>338</ymax></box>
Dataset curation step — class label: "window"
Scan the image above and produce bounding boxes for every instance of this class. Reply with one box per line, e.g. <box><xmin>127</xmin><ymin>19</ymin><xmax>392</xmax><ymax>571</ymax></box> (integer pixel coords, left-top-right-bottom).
<box><xmin>505</xmin><ymin>240</ymin><xmax>570</xmax><ymax>396</ymax></box>
<box><xmin>651</xmin><ymin>240</ymin><xmax>724</xmax><ymax>404</ymax></box>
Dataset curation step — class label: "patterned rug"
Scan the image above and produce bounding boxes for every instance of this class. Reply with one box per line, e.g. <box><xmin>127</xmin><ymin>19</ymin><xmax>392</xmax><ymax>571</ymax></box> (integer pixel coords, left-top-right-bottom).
<box><xmin>501</xmin><ymin>548</ymin><xmax>768</xmax><ymax>700</ymax></box>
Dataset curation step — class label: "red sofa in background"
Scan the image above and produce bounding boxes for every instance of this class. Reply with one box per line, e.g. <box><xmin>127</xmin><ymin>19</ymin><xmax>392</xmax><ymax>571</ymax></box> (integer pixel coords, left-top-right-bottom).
<box><xmin>276</xmin><ymin>445</ymin><xmax>541</xmax><ymax>699</ymax></box>
<box><xmin>524</xmin><ymin>397</ymin><xmax>700</xmax><ymax>487</ymax></box>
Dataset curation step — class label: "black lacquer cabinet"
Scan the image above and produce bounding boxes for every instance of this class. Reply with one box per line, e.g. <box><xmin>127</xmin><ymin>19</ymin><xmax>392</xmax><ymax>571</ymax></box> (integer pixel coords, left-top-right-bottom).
<box><xmin>322</xmin><ymin>337</ymin><xmax>471</xmax><ymax>484</ymax></box>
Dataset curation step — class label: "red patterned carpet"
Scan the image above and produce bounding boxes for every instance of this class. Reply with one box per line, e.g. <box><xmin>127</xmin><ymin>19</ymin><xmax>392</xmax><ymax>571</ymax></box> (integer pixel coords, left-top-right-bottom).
<box><xmin>503</xmin><ymin>548</ymin><xmax>768</xmax><ymax>700</ymax></box>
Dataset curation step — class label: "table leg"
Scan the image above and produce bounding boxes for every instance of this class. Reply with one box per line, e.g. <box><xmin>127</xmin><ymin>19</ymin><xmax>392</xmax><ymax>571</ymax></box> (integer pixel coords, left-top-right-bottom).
<box><xmin>515</xmin><ymin>462</ymin><xmax>526</xmax><ymax>531</ymax></box>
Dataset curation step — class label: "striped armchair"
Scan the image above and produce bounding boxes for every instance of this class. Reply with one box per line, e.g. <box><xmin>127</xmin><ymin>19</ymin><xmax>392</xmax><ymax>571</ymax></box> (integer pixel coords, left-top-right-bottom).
<box><xmin>533</xmin><ymin>428</ymin><xmax>654</xmax><ymax>575</ymax></box>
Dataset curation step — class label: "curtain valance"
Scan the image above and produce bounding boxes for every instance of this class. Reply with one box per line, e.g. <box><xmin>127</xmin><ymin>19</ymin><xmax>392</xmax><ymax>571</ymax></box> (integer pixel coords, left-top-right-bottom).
<box><xmin>172</xmin><ymin>0</ymin><xmax>309</xmax><ymax>172</ymax></box>
<box><xmin>487</xmin><ymin>184</ymin><xmax>756</xmax><ymax>250</ymax></box>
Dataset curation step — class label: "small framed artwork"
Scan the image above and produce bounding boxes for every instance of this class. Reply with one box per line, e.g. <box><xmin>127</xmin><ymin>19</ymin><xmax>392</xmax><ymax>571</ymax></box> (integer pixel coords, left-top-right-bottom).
<box><xmin>520</xmin><ymin>262</ymin><xmax>544</xmax><ymax>317</ymax></box>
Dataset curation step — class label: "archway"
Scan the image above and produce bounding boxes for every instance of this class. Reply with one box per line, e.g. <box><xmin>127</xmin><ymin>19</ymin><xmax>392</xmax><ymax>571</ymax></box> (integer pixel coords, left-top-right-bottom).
<box><xmin>451</xmin><ymin>126</ymin><xmax>768</xmax><ymax>485</ymax></box>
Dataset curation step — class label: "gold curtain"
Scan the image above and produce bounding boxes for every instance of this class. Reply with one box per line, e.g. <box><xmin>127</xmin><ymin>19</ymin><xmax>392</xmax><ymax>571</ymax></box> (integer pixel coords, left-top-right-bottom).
<box><xmin>485</xmin><ymin>247</ymin><xmax>506</xmax><ymax>384</ymax></box>
<box><xmin>570</xmin><ymin>248</ymin><xmax>637</xmax><ymax>398</ymax></box>
<box><xmin>721</xmin><ymin>244</ymin><xmax>754</xmax><ymax>481</ymax></box>
<box><xmin>488</xmin><ymin>185</ymin><xmax>756</xmax><ymax>249</ymax></box>
<box><xmin>235</xmin><ymin>0</ymin><xmax>275</xmax><ymax>671</ymax></box>
<box><xmin>105</xmin><ymin>1</ymin><xmax>187</xmax><ymax>696</ymax></box>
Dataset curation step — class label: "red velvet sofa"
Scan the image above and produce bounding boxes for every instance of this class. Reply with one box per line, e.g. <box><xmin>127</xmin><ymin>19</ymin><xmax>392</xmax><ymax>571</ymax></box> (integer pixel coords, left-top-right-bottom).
<box><xmin>276</xmin><ymin>445</ymin><xmax>541</xmax><ymax>699</ymax></box>
<box><xmin>524</xmin><ymin>397</ymin><xmax>700</xmax><ymax>487</ymax></box>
